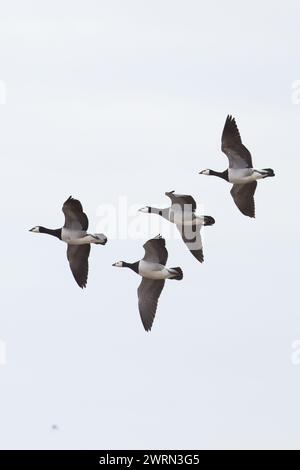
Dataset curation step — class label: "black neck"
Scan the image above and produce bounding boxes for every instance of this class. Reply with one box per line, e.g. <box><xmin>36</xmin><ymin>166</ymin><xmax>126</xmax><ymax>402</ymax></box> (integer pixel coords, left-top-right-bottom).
<box><xmin>39</xmin><ymin>227</ymin><xmax>62</xmax><ymax>239</ymax></box>
<box><xmin>209</xmin><ymin>169</ymin><xmax>229</xmax><ymax>181</ymax></box>
<box><xmin>123</xmin><ymin>261</ymin><xmax>139</xmax><ymax>273</ymax></box>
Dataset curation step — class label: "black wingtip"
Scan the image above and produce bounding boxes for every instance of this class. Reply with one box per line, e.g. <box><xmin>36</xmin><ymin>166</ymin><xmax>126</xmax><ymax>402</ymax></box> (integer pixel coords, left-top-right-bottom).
<box><xmin>190</xmin><ymin>249</ymin><xmax>204</xmax><ymax>263</ymax></box>
<box><xmin>64</xmin><ymin>195</ymin><xmax>73</xmax><ymax>204</ymax></box>
<box><xmin>140</xmin><ymin>316</ymin><xmax>154</xmax><ymax>332</ymax></box>
<box><xmin>74</xmin><ymin>277</ymin><xmax>88</xmax><ymax>289</ymax></box>
<box><xmin>241</xmin><ymin>210</ymin><xmax>255</xmax><ymax>219</ymax></box>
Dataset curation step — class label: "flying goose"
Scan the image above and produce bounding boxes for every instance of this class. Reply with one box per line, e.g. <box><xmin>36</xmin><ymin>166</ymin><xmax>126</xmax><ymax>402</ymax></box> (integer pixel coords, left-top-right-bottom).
<box><xmin>139</xmin><ymin>191</ymin><xmax>215</xmax><ymax>263</ymax></box>
<box><xmin>29</xmin><ymin>196</ymin><xmax>107</xmax><ymax>288</ymax></box>
<box><xmin>199</xmin><ymin>115</ymin><xmax>275</xmax><ymax>217</ymax></box>
<box><xmin>112</xmin><ymin>235</ymin><xmax>183</xmax><ymax>331</ymax></box>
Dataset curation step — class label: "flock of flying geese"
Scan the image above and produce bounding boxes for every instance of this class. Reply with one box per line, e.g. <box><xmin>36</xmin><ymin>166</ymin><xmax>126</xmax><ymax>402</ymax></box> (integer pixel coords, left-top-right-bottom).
<box><xmin>30</xmin><ymin>116</ymin><xmax>275</xmax><ymax>331</ymax></box>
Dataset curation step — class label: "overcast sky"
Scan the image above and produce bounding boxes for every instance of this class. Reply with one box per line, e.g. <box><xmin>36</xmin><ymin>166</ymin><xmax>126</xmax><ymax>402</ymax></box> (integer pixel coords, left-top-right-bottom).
<box><xmin>0</xmin><ymin>0</ymin><xmax>299</xmax><ymax>450</ymax></box>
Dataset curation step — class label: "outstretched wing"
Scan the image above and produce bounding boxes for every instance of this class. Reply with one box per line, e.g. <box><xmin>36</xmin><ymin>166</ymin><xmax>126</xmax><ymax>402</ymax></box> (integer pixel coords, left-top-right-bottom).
<box><xmin>165</xmin><ymin>191</ymin><xmax>197</xmax><ymax>212</ymax></box>
<box><xmin>176</xmin><ymin>224</ymin><xmax>204</xmax><ymax>263</ymax></box>
<box><xmin>230</xmin><ymin>182</ymin><xmax>257</xmax><ymax>218</ymax></box>
<box><xmin>138</xmin><ymin>278</ymin><xmax>165</xmax><ymax>331</ymax></box>
<box><xmin>221</xmin><ymin>115</ymin><xmax>253</xmax><ymax>169</ymax></box>
<box><xmin>62</xmin><ymin>196</ymin><xmax>89</xmax><ymax>230</ymax></box>
<box><xmin>67</xmin><ymin>244</ymin><xmax>91</xmax><ymax>288</ymax></box>
<box><xmin>142</xmin><ymin>236</ymin><xmax>168</xmax><ymax>265</ymax></box>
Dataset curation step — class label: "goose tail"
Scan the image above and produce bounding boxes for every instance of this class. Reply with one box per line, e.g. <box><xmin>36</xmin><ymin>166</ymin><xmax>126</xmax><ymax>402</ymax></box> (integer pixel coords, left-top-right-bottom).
<box><xmin>169</xmin><ymin>267</ymin><xmax>183</xmax><ymax>280</ymax></box>
<box><xmin>203</xmin><ymin>215</ymin><xmax>215</xmax><ymax>226</ymax></box>
<box><xmin>262</xmin><ymin>168</ymin><xmax>275</xmax><ymax>177</ymax></box>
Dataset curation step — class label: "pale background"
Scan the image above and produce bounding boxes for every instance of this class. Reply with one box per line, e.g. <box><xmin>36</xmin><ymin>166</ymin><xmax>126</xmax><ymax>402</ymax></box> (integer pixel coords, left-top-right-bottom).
<box><xmin>0</xmin><ymin>0</ymin><xmax>299</xmax><ymax>450</ymax></box>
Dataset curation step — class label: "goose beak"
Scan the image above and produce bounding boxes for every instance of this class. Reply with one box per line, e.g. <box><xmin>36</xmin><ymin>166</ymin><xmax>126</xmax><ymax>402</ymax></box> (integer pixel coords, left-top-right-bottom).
<box><xmin>138</xmin><ymin>207</ymin><xmax>149</xmax><ymax>213</ymax></box>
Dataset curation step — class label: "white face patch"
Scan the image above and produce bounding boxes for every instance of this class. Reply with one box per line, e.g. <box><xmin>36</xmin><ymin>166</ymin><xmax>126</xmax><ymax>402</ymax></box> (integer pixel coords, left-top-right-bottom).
<box><xmin>30</xmin><ymin>226</ymin><xmax>40</xmax><ymax>233</ymax></box>
<box><xmin>199</xmin><ymin>169</ymin><xmax>210</xmax><ymax>175</ymax></box>
<box><xmin>113</xmin><ymin>261</ymin><xmax>123</xmax><ymax>267</ymax></box>
<box><xmin>139</xmin><ymin>207</ymin><xmax>150</xmax><ymax>213</ymax></box>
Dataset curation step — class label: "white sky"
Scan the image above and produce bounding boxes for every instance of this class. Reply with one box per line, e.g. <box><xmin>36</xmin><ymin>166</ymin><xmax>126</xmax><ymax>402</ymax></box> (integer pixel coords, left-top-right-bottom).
<box><xmin>0</xmin><ymin>0</ymin><xmax>299</xmax><ymax>450</ymax></box>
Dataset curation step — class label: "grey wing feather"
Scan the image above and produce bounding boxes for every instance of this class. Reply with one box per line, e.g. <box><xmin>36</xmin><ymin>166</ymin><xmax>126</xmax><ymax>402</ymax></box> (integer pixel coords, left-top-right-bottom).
<box><xmin>67</xmin><ymin>244</ymin><xmax>91</xmax><ymax>288</ymax></box>
<box><xmin>138</xmin><ymin>278</ymin><xmax>165</xmax><ymax>331</ymax></box>
<box><xmin>221</xmin><ymin>115</ymin><xmax>253</xmax><ymax>169</ymax></box>
<box><xmin>230</xmin><ymin>181</ymin><xmax>257</xmax><ymax>218</ymax></box>
<box><xmin>176</xmin><ymin>224</ymin><xmax>204</xmax><ymax>263</ymax></box>
<box><xmin>165</xmin><ymin>191</ymin><xmax>197</xmax><ymax>212</ymax></box>
<box><xmin>62</xmin><ymin>196</ymin><xmax>89</xmax><ymax>230</ymax></box>
<box><xmin>142</xmin><ymin>236</ymin><xmax>168</xmax><ymax>265</ymax></box>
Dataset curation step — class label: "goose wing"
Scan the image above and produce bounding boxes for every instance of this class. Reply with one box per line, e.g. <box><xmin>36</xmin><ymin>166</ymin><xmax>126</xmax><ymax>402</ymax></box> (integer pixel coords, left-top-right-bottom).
<box><xmin>230</xmin><ymin>182</ymin><xmax>257</xmax><ymax>218</ymax></box>
<box><xmin>221</xmin><ymin>115</ymin><xmax>253</xmax><ymax>169</ymax></box>
<box><xmin>67</xmin><ymin>244</ymin><xmax>90</xmax><ymax>288</ymax></box>
<box><xmin>142</xmin><ymin>236</ymin><xmax>168</xmax><ymax>265</ymax></box>
<box><xmin>138</xmin><ymin>278</ymin><xmax>165</xmax><ymax>331</ymax></box>
<box><xmin>165</xmin><ymin>191</ymin><xmax>197</xmax><ymax>212</ymax></box>
<box><xmin>62</xmin><ymin>196</ymin><xmax>89</xmax><ymax>230</ymax></box>
<box><xmin>176</xmin><ymin>224</ymin><xmax>204</xmax><ymax>263</ymax></box>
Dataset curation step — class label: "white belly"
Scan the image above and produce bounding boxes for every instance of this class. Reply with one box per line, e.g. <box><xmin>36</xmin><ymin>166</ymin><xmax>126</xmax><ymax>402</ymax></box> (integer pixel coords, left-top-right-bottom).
<box><xmin>171</xmin><ymin>211</ymin><xmax>203</xmax><ymax>226</ymax></box>
<box><xmin>66</xmin><ymin>235</ymin><xmax>97</xmax><ymax>245</ymax></box>
<box><xmin>61</xmin><ymin>229</ymin><xmax>106</xmax><ymax>245</ymax></box>
<box><xmin>61</xmin><ymin>228</ymin><xmax>94</xmax><ymax>245</ymax></box>
<box><xmin>181</xmin><ymin>216</ymin><xmax>204</xmax><ymax>226</ymax></box>
<box><xmin>139</xmin><ymin>260</ymin><xmax>170</xmax><ymax>280</ymax></box>
<box><xmin>228</xmin><ymin>168</ymin><xmax>263</xmax><ymax>184</ymax></box>
<box><xmin>61</xmin><ymin>228</ymin><xmax>86</xmax><ymax>242</ymax></box>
